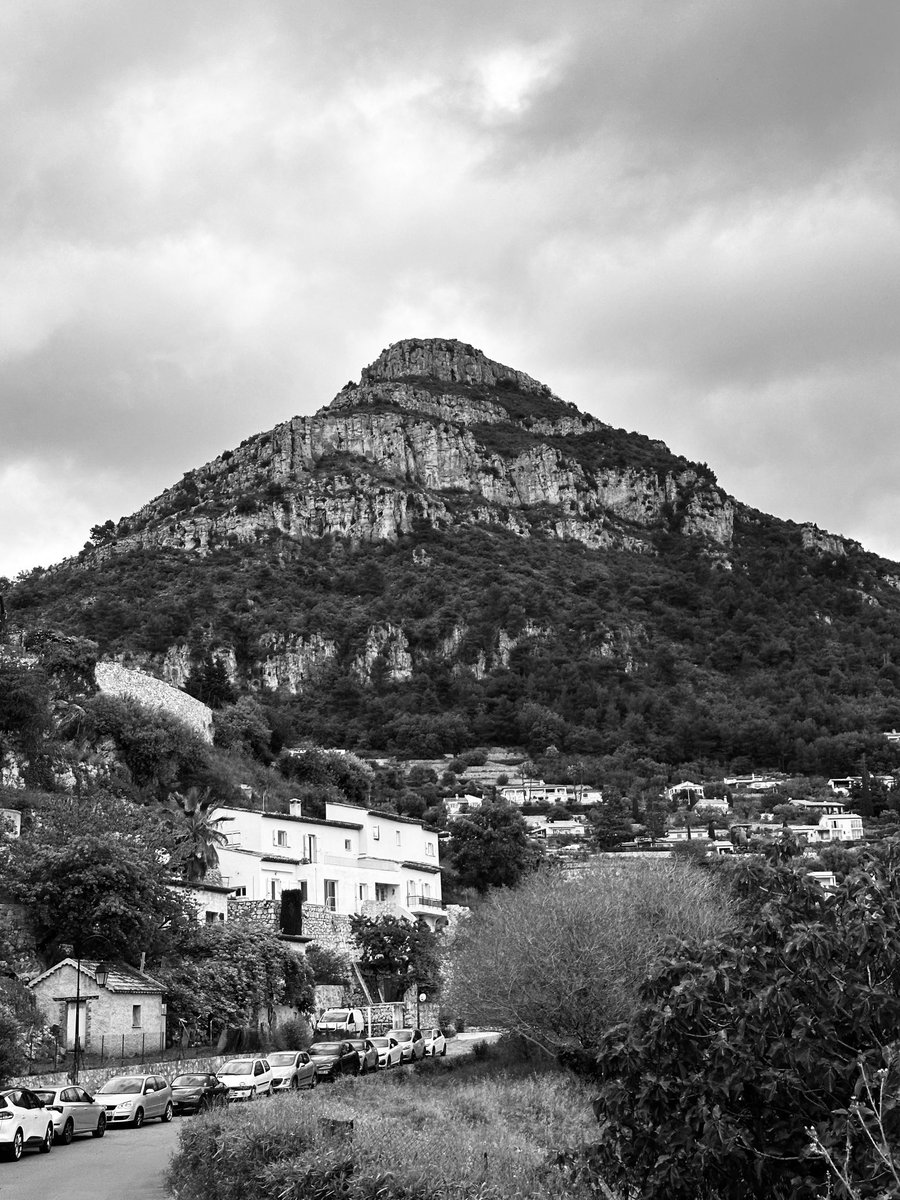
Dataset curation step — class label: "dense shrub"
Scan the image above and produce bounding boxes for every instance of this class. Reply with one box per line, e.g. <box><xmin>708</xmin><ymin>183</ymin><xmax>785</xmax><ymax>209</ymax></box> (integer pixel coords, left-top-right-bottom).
<box><xmin>167</xmin><ymin>1058</ymin><xmax>602</xmax><ymax>1200</ymax></box>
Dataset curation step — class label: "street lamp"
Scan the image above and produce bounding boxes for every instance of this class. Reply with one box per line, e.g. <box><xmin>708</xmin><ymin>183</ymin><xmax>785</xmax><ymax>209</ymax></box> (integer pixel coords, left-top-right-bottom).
<box><xmin>417</xmin><ymin>991</ymin><xmax>427</xmax><ymax>1030</ymax></box>
<box><xmin>60</xmin><ymin>946</ymin><xmax>113</xmax><ymax>1083</ymax></box>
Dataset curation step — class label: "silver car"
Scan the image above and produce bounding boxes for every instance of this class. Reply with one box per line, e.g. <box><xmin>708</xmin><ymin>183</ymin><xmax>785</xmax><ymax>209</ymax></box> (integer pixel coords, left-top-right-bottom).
<box><xmin>95</xmin><ymin>1074</ymin><xmax>173</xmax><ymax>1127</ymax></box>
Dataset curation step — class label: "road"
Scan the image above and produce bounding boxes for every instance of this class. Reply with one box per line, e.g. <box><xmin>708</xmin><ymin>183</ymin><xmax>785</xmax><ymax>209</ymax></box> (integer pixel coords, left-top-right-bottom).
<box><xmin>2</xmin><ymin>1117</ymin><xmax>180</xmax><ymax>1200</ymax></box>
<box><xmin>4</xmin><ymin>1033</ymin><xmax>502</xmax><ymax>1200</ymax></box>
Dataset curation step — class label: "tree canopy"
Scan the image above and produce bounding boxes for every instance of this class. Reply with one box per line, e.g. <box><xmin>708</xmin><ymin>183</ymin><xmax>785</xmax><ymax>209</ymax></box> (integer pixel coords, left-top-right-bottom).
<box><xmin>443</xmin><ymin>801</ymin><xmax>542</xmax><ymax>895</ymax></box>
<box><xmin>590</xmin><ymin>845</ymin><xmax>900</xmax><ymax>1200</ymax></box>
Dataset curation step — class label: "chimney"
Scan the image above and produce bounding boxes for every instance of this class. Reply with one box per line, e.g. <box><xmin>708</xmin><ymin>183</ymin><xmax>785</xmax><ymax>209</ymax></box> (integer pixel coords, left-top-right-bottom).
<box><xmin>289</xmin><ymin>798</ymin><xmax>303</xmax><ymax>818</ymax></box>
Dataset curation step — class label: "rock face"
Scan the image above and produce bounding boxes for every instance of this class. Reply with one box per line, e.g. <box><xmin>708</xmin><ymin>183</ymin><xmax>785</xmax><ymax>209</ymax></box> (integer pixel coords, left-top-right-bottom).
<box><xmin>100</xmin><ymin>337</ymin><xmax>733</xmax><ymax>560</ymax></box>
<box><xmin>94</xmin><ymin>661</ymin><xmax>214</xmax><ymax>743</ymax></box>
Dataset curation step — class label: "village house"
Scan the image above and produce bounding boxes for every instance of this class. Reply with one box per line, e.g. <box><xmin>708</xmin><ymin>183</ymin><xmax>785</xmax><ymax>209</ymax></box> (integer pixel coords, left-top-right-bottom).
<box><xmin>213</xmin><ymin>800</ymin><xmax>444</xmax><ymax>930</ymax></box>
<box><xmin>29</xmin><ymin>959</ymin><xmax>166</xmax><ymax>1058</ymax></box>
<box><xmin>498</xmin><ymin>780</ymin><xmax>603</xmax><ymax>806</ymax></box>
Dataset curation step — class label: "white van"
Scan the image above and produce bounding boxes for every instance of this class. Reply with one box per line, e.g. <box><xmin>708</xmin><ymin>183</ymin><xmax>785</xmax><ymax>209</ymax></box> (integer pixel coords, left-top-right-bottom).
<box><xmin>314</xmin><ymin>1007</ymin><xmax>366</xmax><ymax>1037</ymax></box>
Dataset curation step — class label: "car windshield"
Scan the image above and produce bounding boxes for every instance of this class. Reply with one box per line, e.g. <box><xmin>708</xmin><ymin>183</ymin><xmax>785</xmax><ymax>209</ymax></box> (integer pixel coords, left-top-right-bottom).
<box><xmin>310</xmin><ymin>1043</ymin><xmax>341</xmax><ymax>1055</ymax></box>
<box><xmin>321</xmin><ymin>1010</ymin><xmax>349</xmax><ymax>1020</ymax></box>
<box><xmin>98</xmin><ymin>1078</ymin><xmax>143</xmax><ymax>1094</ymax></box>
<box><xmin>267</xmin><ymin>1053</ymin><xmax>298</xmax><ymax>1066</ymax></box>
<box><xmin>219</xmin><ymin>1061</ymin><xmax>254</xmax><ymax>1075</ymax></box>
<box><xmin>371</xmin><ymin>1038</ymin><xmax>391</xmax><ymax>1049</ymax></box>
<box><xmin>392</xmin><ymin>1031</ymin><xmax>412</xmax><ymax>1042</ymax></box>
<box><xmin>33</xmin><ymin>1090</ymin><xmax>56</xmax><ymax>1104</ymax></box>
<box><xmin>172</xmin><ymin>1075</ymin><xmax>208</xmax><ymax>1087</ymax></box>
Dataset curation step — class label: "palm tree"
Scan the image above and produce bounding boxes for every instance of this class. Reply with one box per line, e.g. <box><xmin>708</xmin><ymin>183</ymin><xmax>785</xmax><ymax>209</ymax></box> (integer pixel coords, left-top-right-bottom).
<box><xmin>163</xmin><ymin>787</ymin><xmax>229</xmax><ymax>883</ymax></box>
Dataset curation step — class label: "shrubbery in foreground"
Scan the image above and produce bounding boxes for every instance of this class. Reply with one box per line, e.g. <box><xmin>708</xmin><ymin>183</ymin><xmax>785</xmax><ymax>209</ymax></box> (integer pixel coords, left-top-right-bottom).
<box><xmin>167</xmin><ymin>1050</ymin><xmax>603</xmax><ymax>1200</ymax></box>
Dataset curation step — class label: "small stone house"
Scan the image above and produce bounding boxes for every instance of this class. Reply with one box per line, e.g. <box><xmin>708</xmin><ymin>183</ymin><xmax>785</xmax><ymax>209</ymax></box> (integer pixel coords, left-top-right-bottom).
<box><xmin>29</xmin><ymin>959</ymin><xmax>167</xmax><ymax>1057</ymax></box>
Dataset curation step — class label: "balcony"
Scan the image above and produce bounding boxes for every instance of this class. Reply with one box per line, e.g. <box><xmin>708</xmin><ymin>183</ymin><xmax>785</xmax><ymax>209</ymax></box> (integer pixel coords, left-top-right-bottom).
<box><xmin>405</xmin><ymin>895</ymin><xmax>445</xmax><ymax>912</ymax></box>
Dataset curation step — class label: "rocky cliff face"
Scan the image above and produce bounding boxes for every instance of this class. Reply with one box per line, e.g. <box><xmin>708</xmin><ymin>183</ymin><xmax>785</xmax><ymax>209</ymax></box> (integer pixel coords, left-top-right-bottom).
<box><xmin>100</xmin><ymin>337</ymin><xmax>734</xmax><ymax>559</ymax></box>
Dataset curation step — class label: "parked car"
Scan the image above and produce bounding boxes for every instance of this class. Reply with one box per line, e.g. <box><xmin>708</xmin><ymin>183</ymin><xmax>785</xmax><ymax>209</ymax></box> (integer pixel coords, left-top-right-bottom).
<box><xmin>170</xmin><ymin>1073</ymin><xmax>229</xmax><ymax>1115</ymax></box>
<box><xmin>370</xmin><ymin>1035</ymin><xmax>403</xmax><ymax>1069</ymax></box>
<box><xmin>216</xmin><ymin>1057</ymin><xmax>273</xmax><ymax>1101</ymax></box>
<box><xmin>347</xmin><ymin>1038</ymin><xmax>380</xmax><ymax>1074</ymax></box>
<box><xmin>0</xmin><ymin>1087</ymin><xmax>54</xmax><ymax>1161</ymax></box>
<box><xmin>423</xmin><ymin>1028</ymin><xmax>447</xmax><ymax>1057</ymax></box>
<box><xmin>388</xmin><ymin>1028</ymin><xmax>426</xmax><ymax>1063</ymax></box>
<box><xmin>267</xmin><ymin>1050</ymin><xmax>317</xmax><ymax>1091</ymax></box>
<box><xmin>308</xmin><ymin>1040</ymin><xmax>361</xmax><ymax>1080</ymax></box>
<box><xmin>95</xmin><ymin>1074</ymin><xmax>173</xmax><ymax>1127</ymax></box>
<box><xmin>314</xmin><ymin>1007</ymin><xmax>366</xmax><ymax>1037</ymax></box>
<box><xmin>32</xmin><ymin>1085</ymin><xmax>107</xmax><ymax>1142</ymax></box>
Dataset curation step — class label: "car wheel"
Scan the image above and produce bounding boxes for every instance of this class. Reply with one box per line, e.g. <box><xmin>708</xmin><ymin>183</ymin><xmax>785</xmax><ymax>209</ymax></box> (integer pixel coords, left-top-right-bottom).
<box><xmin>199</xmin><ymin>1097</ymin><xmax>210</xmax><ymax>1114</ymax></box>
<box><xmin>250</xmin><ymin>1086</ymin><xmax>258</xmax><ymax>1102</ymax></box>
<box><xmin>39</xmin><ymin>1122</ymin><xmax>53</xmax><ymax>1153</ymax></box>
<box><xmin>161</xmin><ymin>1101</ymin><xmax>174</xmax><ymax>1123</ymax></box>
<box><xmin>4</xmin><ymin>1129</ymin><xmax>24</xmax><ymax>1161</ymax></box>
<box><xmin>440</xmin><ymin>1045</ymin><xmax>447</xmax><ymax>1057</ymax></box>
<box><xmin>92</xmin><ymin>1114</ymin><xmax>106</xmax><ymax>1138</ymax></box>
<box><xmin>290</xmin><ymin>1077</ymin><xmax>298</xmax><ymax>1091</ymax></box>
<box><xmin>309</xmin><ymin>1073</ymin><xmax>317</xmax><ymax>1089</ymax></box>
<box><xmin>133</xmin><ymin>1108</ymin><xmax>145</xmax><ymax>1129</ymax></box>
<box><xmin>60</xmin><ymin>1117</ymin><xmax>75</xmax><ymax>1145</ymax></box>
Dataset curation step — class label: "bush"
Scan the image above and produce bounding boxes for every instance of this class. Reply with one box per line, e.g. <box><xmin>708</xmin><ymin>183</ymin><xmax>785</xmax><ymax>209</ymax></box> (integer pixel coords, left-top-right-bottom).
<box><xmin>271</xmin><ymin>1016</ymin><xmax>311</xmax><ymax>1050</ymax></box>
<box><xmin>304</xmin><ymin>944</ymin><xmax>351</xmax><ymax>986</ymax></box>
<box><xmin>168</xmin><ymin>1060</ymin><xmax>604</xmax><ymax>1200</ymax></box>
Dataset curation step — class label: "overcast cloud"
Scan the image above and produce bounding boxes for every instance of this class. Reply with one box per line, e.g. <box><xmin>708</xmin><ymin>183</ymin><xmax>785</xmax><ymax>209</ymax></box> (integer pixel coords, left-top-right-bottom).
<box><xmin>3</xmin><ymin>0</ymin><xmax>900</xmax><ymax>577</ymax></box>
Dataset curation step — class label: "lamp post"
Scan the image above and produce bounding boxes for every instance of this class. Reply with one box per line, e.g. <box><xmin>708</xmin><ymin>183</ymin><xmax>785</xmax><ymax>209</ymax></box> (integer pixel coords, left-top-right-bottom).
<box><xmin>417</xmin><ymin>991</ymin><xmax>426</xmax><ymax>1030</ymax></box>
<box><xmin>60</xmin><ymin>947</ymin><xmax>111</xmax><ymax>1084</ymax></box>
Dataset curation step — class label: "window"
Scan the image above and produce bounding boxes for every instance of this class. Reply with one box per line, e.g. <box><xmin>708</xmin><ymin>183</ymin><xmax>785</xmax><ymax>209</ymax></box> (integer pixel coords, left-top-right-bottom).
<box><xmin>372</xmin><ymin>825</ymin><xmax>380</xmax><ymax>841</ymax></box>
<box><xmin>375</xmin><ymin>883</ymin><xmax>392</xmax><ymax>902</ymax></box>
<box><xmin>302</xmin><ymin>834</ymin><xmax>317</xmax><ymax>862</ymax></box>
<box><xmin>407</xmin><ymin>882</ymin><xmax>416</xmax><ymax>905</ymax></box>
<box><xmin>298</xmin><ymin>881</ymin><xmax>308</xmax><ymax>902</ymax></box>
<box><xmin>395</xmin><ymin>830</ymin><xmax>401</xmax><ymax>847</ymax></box>
<box><xmin>344</xmin><ymin>838</ymin><xmax>352</xmax><ymax>851</ymax></box>
<box><xmin>358</xmin><ymin>883</ymin><xmax>367</xmax><ymax>902</ymax></box>
<box><xmin>324</xmin><ymin>880</ymin><xmax>337</xmax><ymax>912</ymax></box>
<box><xmin>233</xmin><ymin>885</ymin><xmax>247</xmax><ymax>898</ymax></box>
<box><xmin>270</xmin><ymin>879</ymin><xmax>281</xmax><ymax>901</ymax></box>
<box><xmin>132</xmin><ymin>1005</ymin><xmax>142</xmax><ymax>1029</ymax></box>
<box><xmin>425</xmin><ymin>842</ymin><xmax>435</xmax><ymax>857</ymax></box>
<box><xmin>274</xmin><ymin>829</ymin><xmax>288</xmax><ymax>848</ymax></box>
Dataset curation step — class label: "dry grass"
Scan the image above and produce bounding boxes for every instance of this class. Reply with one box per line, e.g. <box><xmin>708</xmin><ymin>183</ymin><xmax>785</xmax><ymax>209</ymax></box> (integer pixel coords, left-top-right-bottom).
<box><xmin>167</xmin><ymin>1050</ymin><xmax>608</xmax><ymax>1200</ymax></box>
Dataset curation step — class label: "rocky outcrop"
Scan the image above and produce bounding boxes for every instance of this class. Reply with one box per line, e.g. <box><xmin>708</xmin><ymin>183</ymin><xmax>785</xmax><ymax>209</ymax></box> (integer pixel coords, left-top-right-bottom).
<box><xmin>800</xmin><ymin>524</ymin><xmax>859</xmax><ymax>558</ymax></box>
<box><xmin>351</xmin><ymin>624</ymin><xmax>413</xmax><ymax>682</ymax></box>
<box><xmin>94</xmin><ymin>661</ymin><xmax>214</xmax><ymax>743</ymax></box>
<box><xmin>259</xmin><ymin>632</ymin><xmax>338</xmax><ymax>693</ymax></box>
<box><xmin>83</xmin><ymin>337</ymin><xmax>735</xmax><ymax>563</ymax></box>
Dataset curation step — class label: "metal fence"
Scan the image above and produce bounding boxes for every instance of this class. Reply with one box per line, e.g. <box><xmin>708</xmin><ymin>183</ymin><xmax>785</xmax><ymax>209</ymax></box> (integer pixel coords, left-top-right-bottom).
<box><xmin>18</xmin><ymin>1027</ymin><xmax>219</xmax><ymax>1079</ymax></box>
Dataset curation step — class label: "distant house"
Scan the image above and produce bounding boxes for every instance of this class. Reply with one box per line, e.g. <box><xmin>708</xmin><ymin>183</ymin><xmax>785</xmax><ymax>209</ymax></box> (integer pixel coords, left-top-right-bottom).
<box><xmin>29</xmin><ymin>959</ymin><xmax>166</xmax><ymax>1057</ymax></box>
<box><xmin>499</xmin><ymin>782</ymin><xmax>603</xmax><ymax>806</ymax></box>
<box><xmin>664</xmin><ymin>781</ymin><xmax>706</xmax><ymax>805</ymax></box>
<box><xmin>723</xmin><ymin>774</ymin><xmax>785</xmax><ymax>793</ymax></box>
<box><xmin>445</xmin><ymin>795</ymin><xmax>483</xmax><ymax>817</ymax></box>
<box><xmin>524</xmin><ymin>815</ymin><xmax>586</xmax><ymax>840</ymax></box>
<box><xmin>169</xmin><ymin>879</ymin><xmax>232</xmax><ymax>924</ymax></box>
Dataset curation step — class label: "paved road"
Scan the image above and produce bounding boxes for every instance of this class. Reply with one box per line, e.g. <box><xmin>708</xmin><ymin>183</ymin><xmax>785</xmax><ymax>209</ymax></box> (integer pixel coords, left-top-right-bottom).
<box><xmin>4</xmin><ymin>1033</ymin><xmax>502</xmax><ymax>1200</ymax></box>
<box><xmin>0</xmin><ymin>1116</ymin><xmax>180</xmax><ymax>1200</ymax></box>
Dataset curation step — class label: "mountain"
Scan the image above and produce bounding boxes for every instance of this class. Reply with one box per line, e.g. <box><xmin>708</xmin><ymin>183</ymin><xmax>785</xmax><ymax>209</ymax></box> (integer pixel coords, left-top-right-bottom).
<box><xmin>9</xmin><ymin>337</ymin><xmax>900</xmax><ymax>778</ymax></box>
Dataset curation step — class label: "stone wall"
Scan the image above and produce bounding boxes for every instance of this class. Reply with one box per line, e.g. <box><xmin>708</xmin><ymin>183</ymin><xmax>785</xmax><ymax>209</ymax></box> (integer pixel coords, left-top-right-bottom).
<box><xmin>11</xmin><ymin>1053</ymin><xmax>228</xmax><ymax>1091</ymax></box>
<box><xmin>227</xmin><ymin>898</ymin><xmax>278</xmax><ymax>929</ymax></box>
<box><xmin>299</xmin><ymin>904</ymin><xmax>356</xmax><ymax>955</ymax></box>
<box><xmin>94</xmin><ymin>661</ymin><xmax>213</xmax><ymax>744</ymax></box>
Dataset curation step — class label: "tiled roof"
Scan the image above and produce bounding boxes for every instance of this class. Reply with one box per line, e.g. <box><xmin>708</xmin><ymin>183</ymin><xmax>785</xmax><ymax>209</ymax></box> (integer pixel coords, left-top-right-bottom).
<box><xmin>29</xmin><ymin>958</ymin><xmax>165</xmax><ymax>995</ymax></box>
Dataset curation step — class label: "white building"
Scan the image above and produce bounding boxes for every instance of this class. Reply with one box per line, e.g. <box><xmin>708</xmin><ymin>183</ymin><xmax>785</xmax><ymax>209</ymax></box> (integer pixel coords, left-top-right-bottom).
<box><xmin>445</xmin><ymin>795</ymin><xmax>483</xmax><ymax>817</ymax></box>
<box><xmin>499</xmin><ymin>781</ymin><xmax>603</xmax><ymax>806</ymax></box>
<box><xmin>213</xmin><ymin>800</ymin><xmax>444</xmax><ymax>929</ymax></box>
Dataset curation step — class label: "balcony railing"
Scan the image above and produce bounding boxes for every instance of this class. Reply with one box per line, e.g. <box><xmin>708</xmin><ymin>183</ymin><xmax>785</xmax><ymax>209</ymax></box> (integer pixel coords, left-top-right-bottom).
<box><xmin>406</xmin><ymin>895</ymin><xmax>445</xmax><ymax>910</ymax></box>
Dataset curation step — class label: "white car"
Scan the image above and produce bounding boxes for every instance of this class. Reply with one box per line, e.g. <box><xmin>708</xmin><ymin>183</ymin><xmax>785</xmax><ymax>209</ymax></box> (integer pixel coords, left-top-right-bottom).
<box><xmin>423</xmin><ymin>1028</ymin><xmax>447</xmax><ymax>1057</ymax></box>
<box><xmin>267</xmin><ymin>1050</ymin><xmax>317</xmax><ymax>1091</ymax></box>
<box><xmin>389</xmin><ymin>1028</ymin><xmax>426</xmax><ymax>1063</ymax></box>
<box><xmin>32</xmin><ymin>1084</ymin><xmax>107</xmax><ymax>1143</ymax></box>
<box><xmin>95</xmin><ymin>1074</ymin><xmax>174</xmax><ymax>1127</ymax></box>
<box><xmin>0</xmin><ymin>1087</ymin><xmax>55</xmax><ymax>1161</ymax></box>
<box><xmin>370</xmin><ymin>1035</ymin><xmax>403</xmax><ymax>1069</ymax></box>
<box><xmin>217</xmin><ymin>1057</ymin><xmax>273</xmax><ymax>1100</ymax></box>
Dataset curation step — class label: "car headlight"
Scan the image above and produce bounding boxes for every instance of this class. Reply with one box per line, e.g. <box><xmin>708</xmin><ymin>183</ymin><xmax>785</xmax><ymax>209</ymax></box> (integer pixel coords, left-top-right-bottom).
<box><xmin>116</xmin><ymin>1101</ymin><xmax>134</xmax><ymax>1110</ymax></box>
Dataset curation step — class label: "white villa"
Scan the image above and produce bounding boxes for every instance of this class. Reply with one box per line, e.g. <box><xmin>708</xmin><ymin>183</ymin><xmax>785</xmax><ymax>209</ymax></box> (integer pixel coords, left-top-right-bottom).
<box><xmin>498</xmin><ymin>780</ymin><xmax>603</xmax><ymax>806</ymax></box>
<box><xmin>213</xmin><ymin>800</ymin><xmax>444</xmax><ymax>929</ymax></box>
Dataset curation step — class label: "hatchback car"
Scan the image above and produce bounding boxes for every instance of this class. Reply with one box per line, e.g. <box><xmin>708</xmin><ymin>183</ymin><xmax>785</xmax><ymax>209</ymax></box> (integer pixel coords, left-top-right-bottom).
<box><xmin>268</xmin><ymin>1050</ymin><xmax>317</xmax><ymax>1091</ymax></box>
<box><xmin>32</xmin><ymin>1085</ymin><xmax>107</xmax><ymax>1142</ymax></box>
<box><xmin>0</xmin><ymin>1087</ymin><xmax>54</xmax><ymax>1161</ymax></box>
<box><xmin>423</xmin><ymin>1028</ymin><xmax>447</xmax><ymax>1057</ymax></box>
<box><xmin>389</xmin><ymin>1028</ymin><xmax>426</xmax><ymax>1063</ymax></box>
<box><xmin>95</xmin><ymin>1074</ymin><xmax>174</xmax><ymax>1127</ymax></box>
<box><xmin>308</xmin><ymin>1040</ymin><xmax>360</xmax><ymax>1080</ymax></box>
<box><xmin>217</xmin><ymin>1057</ymin><xmax>273</xmax><ymax>1100</ymax></box>
<box><xmin>170</xmin><ymin>1073</ymin><xmax>229</xmax><ymax>1115</ymax></box>
<box><xmin>370</xmin><ymin>1035</ymin><xmax>402</xmax><ymax>1069</ymax></box>
<box><xmin>347</xmin><ymin>1038</ymin><xmax>380</xmax><ymax>1074</ymax></box>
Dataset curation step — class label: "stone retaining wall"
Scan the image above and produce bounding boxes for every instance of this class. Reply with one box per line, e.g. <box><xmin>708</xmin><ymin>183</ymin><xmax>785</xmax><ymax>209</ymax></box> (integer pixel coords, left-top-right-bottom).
<box><xmin>94</xmin><ymin>661</ymin><xmax>214</xmax><ymax>744</ymax></box>
<box><xmin>12</xmin><ymin>1053</ymin><xmax>229</xmax><ymax>1091</ymax></box>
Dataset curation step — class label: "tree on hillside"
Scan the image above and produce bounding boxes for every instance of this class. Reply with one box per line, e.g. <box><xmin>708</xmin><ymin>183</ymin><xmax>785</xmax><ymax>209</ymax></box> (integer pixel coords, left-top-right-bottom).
<box><xmin>446</xmin><ymin>860</ymin><xmax>735</xmax><ymax>1053</ymax></box>
<box><xmin>443</xmin><ymin>801</ymin><xmax>542</xmax><ymax>895</ymax></box>
<box><xmin>2</xmin><ymin>793</ymin><xmax>192</xmax><ymax>965</ymax></box>
<box><xmin>349</xmin><ymin>914</ymin><xmax>441</xmax><ymax>990</ymax></box>
<box><xmin>587</xmin><ymin>794</ymin><xmax>634</xmax><ymax>849</ymax></box>
<box><xmin>590</xmin><ymin>845</ymin><xmax>900</xmax><ymax>1200</ymax></box>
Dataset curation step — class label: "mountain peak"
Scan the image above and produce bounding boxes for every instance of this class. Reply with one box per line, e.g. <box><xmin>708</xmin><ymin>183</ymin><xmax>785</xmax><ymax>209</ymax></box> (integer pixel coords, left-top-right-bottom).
<box><xmin>359</xmin><ymin>337</ymin><xmax>553</xmax><ymax>398</ymax></box>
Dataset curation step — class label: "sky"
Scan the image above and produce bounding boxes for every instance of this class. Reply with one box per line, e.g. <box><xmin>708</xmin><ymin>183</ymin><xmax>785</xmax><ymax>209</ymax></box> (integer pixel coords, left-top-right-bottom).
<box><xmin>3</xmin><ymin>0</ymin><xmax>900</xmax><ymax>579</ymax></box>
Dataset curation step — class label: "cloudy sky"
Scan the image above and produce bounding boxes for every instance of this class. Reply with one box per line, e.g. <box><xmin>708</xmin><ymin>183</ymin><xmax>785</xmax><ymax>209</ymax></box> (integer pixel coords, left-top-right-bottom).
<box><xmin>4</xmin><ymin>0</ymin><xmax>900</xmax><ymax>578</ymax></box>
